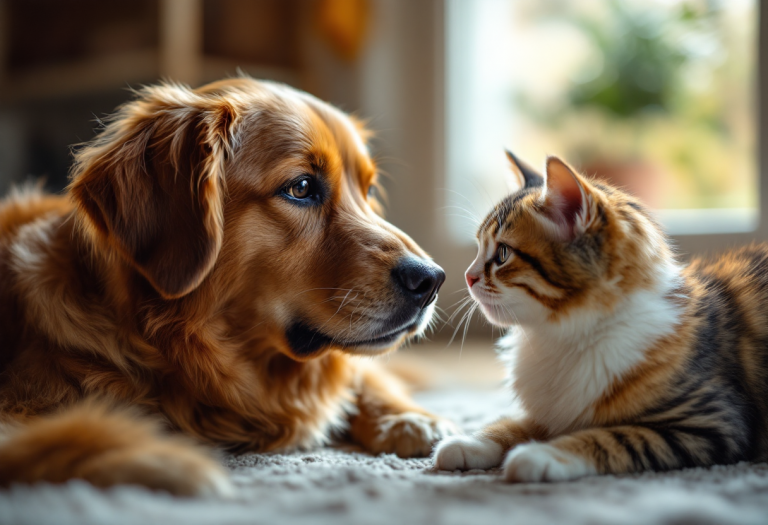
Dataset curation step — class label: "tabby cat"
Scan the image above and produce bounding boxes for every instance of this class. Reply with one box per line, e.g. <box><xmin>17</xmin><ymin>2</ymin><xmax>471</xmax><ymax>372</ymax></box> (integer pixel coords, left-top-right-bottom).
<box><xmin>434</xmin><ymin>151</ymin><xmax>768</xmax><ymax>482</ymax></box>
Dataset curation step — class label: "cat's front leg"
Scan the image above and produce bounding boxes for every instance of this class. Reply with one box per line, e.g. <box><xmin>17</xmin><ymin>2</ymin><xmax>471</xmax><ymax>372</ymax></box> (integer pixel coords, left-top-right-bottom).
<box><xmin>434</xmin><ymin>417</ymin><xmax>543</xmax><ymax>471</ymax></box>
<box><xmin>503</xmin><ymin>423</ymin><xmax>725</xmax><ymax>482</ymax></box>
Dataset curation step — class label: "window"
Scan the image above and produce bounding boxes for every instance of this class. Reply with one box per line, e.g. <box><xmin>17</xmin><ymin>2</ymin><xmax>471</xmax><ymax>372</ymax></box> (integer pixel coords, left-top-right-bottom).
<box><xmin>446</xmin><ymin>0</ymin><xmax>758</xmax><ymax>240</ymax></box>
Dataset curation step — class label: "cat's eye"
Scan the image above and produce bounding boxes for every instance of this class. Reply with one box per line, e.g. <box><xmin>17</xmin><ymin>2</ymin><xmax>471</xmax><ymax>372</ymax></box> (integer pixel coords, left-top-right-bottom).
<box><xmin>495</xmin><ymin>244</ymin><xmax>510</xmax><ymax>265</ymax></box>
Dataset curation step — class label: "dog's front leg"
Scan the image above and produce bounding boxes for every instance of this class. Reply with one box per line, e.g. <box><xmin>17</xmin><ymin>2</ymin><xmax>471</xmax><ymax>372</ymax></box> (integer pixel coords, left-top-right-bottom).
<box><xmin>348</xmin><ymin>362</ymin><xmax>457</xmax><ymax>458</ymax></box>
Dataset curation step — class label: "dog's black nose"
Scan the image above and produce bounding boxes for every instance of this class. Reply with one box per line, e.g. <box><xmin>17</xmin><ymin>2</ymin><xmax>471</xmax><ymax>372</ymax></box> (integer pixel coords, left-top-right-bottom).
<box><xmin>393</xmin><ymin>257</ymin><xmax>446</xmax><ymax>309</ymax></box>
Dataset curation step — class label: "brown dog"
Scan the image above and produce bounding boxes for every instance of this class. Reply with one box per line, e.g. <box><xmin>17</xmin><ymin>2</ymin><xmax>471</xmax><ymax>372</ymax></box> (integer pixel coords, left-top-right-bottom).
<box><xmin>0</xmin><ymin>78</ymin><xmax>454</xmax><ymax>496</ymax></box>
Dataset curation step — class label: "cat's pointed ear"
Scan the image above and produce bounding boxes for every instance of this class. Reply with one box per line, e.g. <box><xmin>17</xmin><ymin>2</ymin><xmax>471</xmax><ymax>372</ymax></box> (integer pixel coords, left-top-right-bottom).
<box><xmin>505</xmin><ymin>149</ymin><xmax>544</xmax><ymax>191</ymax></box>
<box><xmin>541</xmin><ymin>156</ymin><xmax>595</xmax><ymax>240</ymax></box>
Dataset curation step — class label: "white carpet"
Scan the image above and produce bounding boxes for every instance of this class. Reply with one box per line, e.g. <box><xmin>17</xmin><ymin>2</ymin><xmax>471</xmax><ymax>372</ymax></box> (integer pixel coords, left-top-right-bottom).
<box><xmin>2</xmin><ymin>387</ymin><xmax>768</xmax><ymax>525</ymax></box>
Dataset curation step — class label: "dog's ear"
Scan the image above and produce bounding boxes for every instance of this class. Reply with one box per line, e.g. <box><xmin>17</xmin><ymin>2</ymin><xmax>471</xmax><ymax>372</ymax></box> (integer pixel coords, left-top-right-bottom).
<box><xmin>69</xmin><ymin>84</ymin><xmax>239</xmax><ymax>299</ymax></box>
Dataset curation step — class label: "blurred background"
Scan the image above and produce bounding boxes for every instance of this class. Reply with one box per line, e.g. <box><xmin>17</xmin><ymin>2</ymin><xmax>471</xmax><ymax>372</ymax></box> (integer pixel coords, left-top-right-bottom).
<box><xmin>0</xmin><ymin>0</ymin><xmax>764</xmax><ymax>349</ymax></box>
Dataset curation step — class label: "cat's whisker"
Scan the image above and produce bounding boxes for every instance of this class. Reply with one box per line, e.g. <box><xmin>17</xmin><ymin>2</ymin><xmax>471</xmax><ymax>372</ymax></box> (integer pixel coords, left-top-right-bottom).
<box><xmin>447</xmin><ymin>294</ymin><xmax>473</xmax><ymax>313</ymax></box>
<box><xmin>446</xmin><ymin>296</ymin><xmax>475</xmax><ymax>326</ymax></box>
<box><xmin>442</xmin><ymin>205</ymin><xmax>482</xmax><ymax>226</ymax></box>
<box><xmin>460</xmin><ymin>303</ymin><xmax>479</xmax><ymax>357</ymax></box>
<box><xmin>442</xmin><ymin>203</ymin><xmax>482</xmax><ymax>215</ymax></box>
<box><xmin>443</xmin><ymin>210</ymin><xmax>481</xmax><ymax>224</ymax></box>
<box><xmin>448</xmin><ymin>300</ymin><xmax>478</xmax><ymax>357</ymax></box>
<box><xmin>447</xmin><ymin>307</ymin><xmax>471</xmax><ymax>347</ymax></box>
<box><xmin>440</xmin><ymin>187</ymin><xmax>482</xmax><ymax>212</ymax></box>
<box><xmin>445</xmin><ymin>212</ymin><xmax>482</xmax><ymax>226</ymax></box>
<box><xmin>448</xmin><ymin>297</ymin><xmax>472</xmax><ymax>322</ymax></box>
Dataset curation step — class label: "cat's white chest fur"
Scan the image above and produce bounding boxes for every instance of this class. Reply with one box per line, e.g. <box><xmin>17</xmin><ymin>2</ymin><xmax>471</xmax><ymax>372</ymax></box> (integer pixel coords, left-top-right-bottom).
<box><xmin>498</xmin><ymin>270</ymin><xmax>684</xmax><ymax>435</ymax></box>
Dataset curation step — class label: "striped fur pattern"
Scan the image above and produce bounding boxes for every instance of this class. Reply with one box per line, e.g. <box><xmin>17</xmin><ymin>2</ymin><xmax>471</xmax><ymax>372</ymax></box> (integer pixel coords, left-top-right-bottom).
<box><xmin>434</xmin><ymin>152</ymin><xmax>768</xmax><ymax>482</ymax></box>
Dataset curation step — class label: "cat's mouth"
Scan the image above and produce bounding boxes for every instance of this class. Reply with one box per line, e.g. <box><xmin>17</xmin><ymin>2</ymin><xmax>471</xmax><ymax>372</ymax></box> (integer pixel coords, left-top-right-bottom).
<box><xmin>469</xmin><ymin>286</ymin><xmax>500</xmax><ymax>304</ymax></box>
<box><xmin>469</xmin><ymin>289</ymin><xmax>517</xmax><ymax>327</ymax></box>
<box><xmin>476</xmin><ymin>302</ymin><xmax>517</xmax><ymax>327</ymax></box>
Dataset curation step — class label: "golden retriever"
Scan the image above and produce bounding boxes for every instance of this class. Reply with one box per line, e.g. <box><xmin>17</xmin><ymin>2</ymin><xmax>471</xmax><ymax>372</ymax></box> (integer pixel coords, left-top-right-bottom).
<box><xmin>0</xmin><ymin>78</ymin><xmax>454</xmax><ymax>496</ymax></box>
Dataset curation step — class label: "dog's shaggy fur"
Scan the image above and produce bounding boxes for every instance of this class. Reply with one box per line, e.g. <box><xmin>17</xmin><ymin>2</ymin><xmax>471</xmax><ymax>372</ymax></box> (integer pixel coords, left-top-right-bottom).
<box><xmin>0</xmin><ymin>78</ymin><xmax>454</xmax><ymax>496</ymax></box>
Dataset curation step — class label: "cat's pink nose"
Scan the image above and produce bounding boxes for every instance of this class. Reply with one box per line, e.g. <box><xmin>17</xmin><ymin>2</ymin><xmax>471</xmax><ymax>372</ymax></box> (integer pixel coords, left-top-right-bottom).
<box><xmin>466</xmin><ymin>273</ymin><xmax>480</xmax><ymax>288</ymax></box>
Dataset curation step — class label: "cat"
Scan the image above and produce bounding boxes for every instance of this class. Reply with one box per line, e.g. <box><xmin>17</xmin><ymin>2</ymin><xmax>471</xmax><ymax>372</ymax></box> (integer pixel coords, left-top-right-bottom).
<box><xmin>433</xmin><ymin>150</ymin><xmax>768</xmax><ymax>482</ymax></box>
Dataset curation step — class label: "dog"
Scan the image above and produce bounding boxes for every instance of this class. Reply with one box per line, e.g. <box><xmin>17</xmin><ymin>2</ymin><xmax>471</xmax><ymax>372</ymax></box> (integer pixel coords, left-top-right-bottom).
<box><xmin>0</xmin><ymin>78</ymin><xmax>455</xmax><ymax>496</ymax></box>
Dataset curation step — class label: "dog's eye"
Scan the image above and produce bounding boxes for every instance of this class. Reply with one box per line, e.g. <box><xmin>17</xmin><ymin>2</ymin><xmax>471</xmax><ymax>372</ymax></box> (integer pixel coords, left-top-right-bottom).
<box><xmin>281</xmin><ymin>175</ymin><xmax>324</xmax><ymax>206</ymax></box>
<box><xmin>288</xmin><ymin>178</ymin><xmax>312</xmax><ymax>199</ymax></box>
<box><xmin>495</xmin><ymin>244</ymin><xmax>510</xmax><ymax>265</ymax></box>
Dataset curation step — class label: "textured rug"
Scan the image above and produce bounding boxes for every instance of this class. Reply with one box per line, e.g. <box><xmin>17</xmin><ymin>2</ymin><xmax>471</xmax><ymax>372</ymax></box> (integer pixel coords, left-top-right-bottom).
<box><xmin>2</xmin><ymin>386</ymin><xmax>768</xmax><ymax>525</ymax></box>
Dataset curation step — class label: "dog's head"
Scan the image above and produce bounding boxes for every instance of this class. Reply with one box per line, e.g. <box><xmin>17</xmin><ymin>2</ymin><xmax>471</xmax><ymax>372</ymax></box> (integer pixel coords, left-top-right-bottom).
<box><xmin>69</xmin><ymin>78</ymin><xmax>444</xmax><ymax>359</ymax></box>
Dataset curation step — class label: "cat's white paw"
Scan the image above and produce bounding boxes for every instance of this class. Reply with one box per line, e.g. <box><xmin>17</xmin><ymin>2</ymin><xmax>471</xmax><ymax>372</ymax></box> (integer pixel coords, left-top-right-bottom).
<box><xmin>503</xmin><ymin>442</ymin><xmax>596</xmax><ymax>482</ymax></box>
<box><xmin>433</xmin><ymin>435</ymin><xmax>503</xmax><ymax>471</ymax></box>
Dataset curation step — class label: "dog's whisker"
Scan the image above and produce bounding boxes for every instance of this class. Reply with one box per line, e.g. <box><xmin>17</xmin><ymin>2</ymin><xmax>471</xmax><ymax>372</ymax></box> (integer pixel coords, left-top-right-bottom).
<box><xmin>314</xmin><ymin>291</ymin><xmax>362</xmax><ymax>336</ymax></box>
<box><xmin>290</xmin><ymin>287</ymin><xmax>357</xmax><ymax>300</ymax></box>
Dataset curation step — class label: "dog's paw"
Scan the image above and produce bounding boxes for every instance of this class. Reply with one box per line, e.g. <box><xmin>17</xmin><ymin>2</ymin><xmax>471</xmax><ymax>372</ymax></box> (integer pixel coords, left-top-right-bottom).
<box><xmin>433</xmin><ymin>435</ymin><xmax>503</xmax><ymax>471</ymax></box>
<box><xmin>502</xmin><ymin>442</ymin><xmax>596</xmax><ymax>483</ymax></box>
<box><xmin>372</xmin><ymin>412</ymin><xmax>459</xmax><ymax>458</ymax></box>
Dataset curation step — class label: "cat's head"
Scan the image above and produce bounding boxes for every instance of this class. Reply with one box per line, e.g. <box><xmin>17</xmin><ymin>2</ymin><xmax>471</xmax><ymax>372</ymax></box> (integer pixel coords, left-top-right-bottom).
<box><xmin>466</xmin><ymin>151</ymin><xmax>674</xmax><ymax>327</ymax></box>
